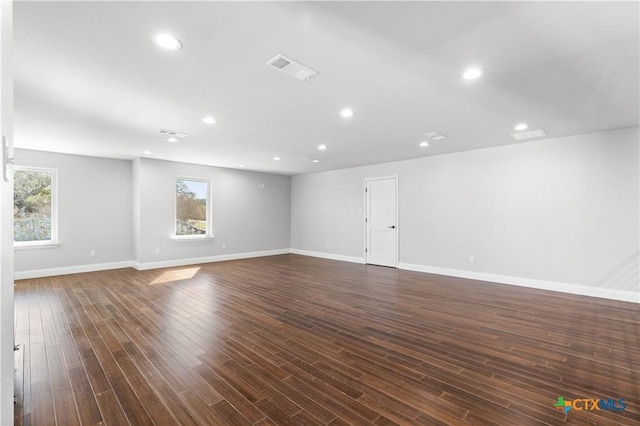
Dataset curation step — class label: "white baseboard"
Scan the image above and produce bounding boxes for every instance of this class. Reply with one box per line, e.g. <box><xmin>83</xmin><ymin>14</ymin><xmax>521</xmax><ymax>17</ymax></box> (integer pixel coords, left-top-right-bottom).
<box><xmin>14</xmin><ymin>249</ymin><xmax>291</xmax><ymax>279</ymax></box>
<box><xmin>289</xmin><ymin>249</ymin><xmax>365</xmax><ymax>264</ymax></box>
<box><xmin>399</xmin><ymin>263</ymin><xmax>640</xmax><ymax>304</ymax></box>
<box><xmin>14</xmin><ymin>261</ymin><xmax>135</xmax><ymax>280</ymax></box>
<box><xmin>133</xmin><ymin>249</ymin><xmax>291</xmax><ymax>271</ymax></box>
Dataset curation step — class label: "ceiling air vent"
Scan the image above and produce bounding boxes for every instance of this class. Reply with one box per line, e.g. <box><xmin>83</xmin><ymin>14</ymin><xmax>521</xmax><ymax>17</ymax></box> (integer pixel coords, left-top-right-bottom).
<box><xmin>266</xmin><ymin>54</ymin><xmax>318</xmax><ymax>81</ymax></box>
<box><xmin>424</xmin><ymin>132</ymin><xmax>447</xmax><ymax>141</ymax></box>
<box><xmin>510</xmin><ymin>129</ymin><xmax>547</xmax><ymax>141</ymax></box>
<box><xmin>158</xmin><ymin>129</ymin><xmax>189</xmax><ymax>138</ymax></box>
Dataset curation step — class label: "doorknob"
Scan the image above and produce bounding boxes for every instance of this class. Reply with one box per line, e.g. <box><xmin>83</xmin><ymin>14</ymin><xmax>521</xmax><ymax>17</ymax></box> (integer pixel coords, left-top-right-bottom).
<box><xmin>3</xmin><ymin>136</ymin><xmax>14</xmax><ymax>183</ymax></box>
<box><xmin>388</xmin><ymin>225</ymin><xmax>395</xmax><ymax>229</ymax></box>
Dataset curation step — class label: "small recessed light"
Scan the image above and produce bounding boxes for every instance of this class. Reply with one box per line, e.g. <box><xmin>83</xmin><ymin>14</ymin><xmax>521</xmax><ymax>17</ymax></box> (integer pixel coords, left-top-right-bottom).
<box><xmin>167</xmin><ymin>137</ymin><xmax>178</xmax><ymax>143</ymax></box>
<box><xmin>312</xmin><ymin>159</ymin><xmax>320</xmax><ymax>163</ymax></box>
<box><xmin>340</xmin><ymin>109</ymin><xmax>355</xmax><ymax>118</ymax></box>
<box><xmin>462</xmin><ymin>67</ymin><xmax>483</xmax><ymax>80</ymax></box>
<box><xmin>419</xmin><ymin>141</ymin><xmax>429</xmax><ymax>147</ymax></box>
<box><xmin>143</xmin><ymin>150</ymin><xmax>152</xmax><ymax>154</ymax></box>
<box><xmin>202</xmin><ymin>116</ymin><xmax>216</xmax><ymax>125</ymax></box>
<box><xmin>153</xmin><ymin>34</ymin><xmax>182</xmax><ymax>50</ymax></box>
<box><xmin>514</xmin><ymin>123</ymin><xmax>529</xmax><ymax>131</ymax></box>
<box><xmin>273</xmin><ymin>156</ymin><xmax>281</xmax><ymax>161</ymax></box>
<box><xmin>239</xmin><ymin>164</ymin><xmax>246</xmax><ymax>168</ymax></box>
<box><xmin>318</xmin><ymin>144</ymin><xmax>327</xmax><ymax>151</ymax></box>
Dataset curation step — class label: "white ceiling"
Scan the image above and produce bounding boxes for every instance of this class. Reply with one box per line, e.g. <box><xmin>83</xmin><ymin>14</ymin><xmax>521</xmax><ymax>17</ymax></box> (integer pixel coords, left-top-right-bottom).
<box><xmin>13</xmin><ymin>1</ymin><xmax>639</xmax><ymax>175</ymax></box>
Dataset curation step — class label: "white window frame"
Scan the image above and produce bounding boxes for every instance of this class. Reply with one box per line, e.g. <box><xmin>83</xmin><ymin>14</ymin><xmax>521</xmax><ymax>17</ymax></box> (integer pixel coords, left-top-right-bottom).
<box><xmin>174</xmin><ymin>176</ymin><xmax>213</xmax><ymax>240</ymax></box>
<box><xmin>13</xmin><ymin>166</ymin><xmax>59</xmax><ymax>248</ymax></box>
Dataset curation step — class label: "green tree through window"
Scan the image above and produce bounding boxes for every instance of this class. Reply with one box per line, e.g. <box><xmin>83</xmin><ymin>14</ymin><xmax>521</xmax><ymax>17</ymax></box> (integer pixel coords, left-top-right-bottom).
<box><xmin>14</xmin><ymin>168</ymin><xmax>56</xmax><ymax>243</ymax></box>
<box><xmin>176</xmin><ymin>178</ymin><xmax>209</xmax><ymax>236</ymax></box>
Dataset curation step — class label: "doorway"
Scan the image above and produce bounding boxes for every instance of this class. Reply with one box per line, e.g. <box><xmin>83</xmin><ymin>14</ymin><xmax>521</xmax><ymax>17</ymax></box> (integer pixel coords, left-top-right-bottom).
<box><xmin>364</xmin><ymin>176</ymin><xmax>398</xmax><ymax>267</ymax></box>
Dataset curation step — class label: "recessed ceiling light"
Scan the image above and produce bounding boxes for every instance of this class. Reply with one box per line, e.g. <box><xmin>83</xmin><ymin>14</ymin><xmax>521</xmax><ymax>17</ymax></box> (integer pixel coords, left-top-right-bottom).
<box><xmin>167</xmin><ymin>137</ymin><xmax>178</xmax><ymax>143</ymax></box>
<box><xmin>202</xmin><ymin>116</ymin><xmax>217</xmax><ymax>125</ymax></box>
<box><xmin>273</xmin><ymin>156</ymin><xmax>281</xmax><ymax>161</ymax></box>
<box><xmin>239</xmin><ymin>164</ymin><xmax>246</xmax><ymax>168</ymax></box>
<box><xmin>514</xmin><ymin>123</ymin><xmax>529</xmax><ymax>131</ymax></box>
<box><xmin>419</xmin><ymin>141</ymin><xmax>430</xmax><ymax>147</ymax></box>
<box><xmin>340</xmin><ymin>109</ymin><xmax>355</xmax><ymax>118</ymax></box>
<box><xmin>462</xmin><ymin>67</ymin><xmax>483</xmax><ymax>80</ymax></box>
<box><xmin>318</xmin><ymin>144</ymin><xmax>327</xmax><ymax>151</ymax></box>
<box><xmin>312</xmin><ymin>159</ymin><xmax>320</xmax><ymax>163</ymax></box>
<box><xmin>153</xmin><ymin>34</ymin><xmax>182</xmax><ymax>50</ymax></box>
<box><xmin>143</xmin><ymin>150</ymin><xmax>152</xmax><ymax>154</ymax></box>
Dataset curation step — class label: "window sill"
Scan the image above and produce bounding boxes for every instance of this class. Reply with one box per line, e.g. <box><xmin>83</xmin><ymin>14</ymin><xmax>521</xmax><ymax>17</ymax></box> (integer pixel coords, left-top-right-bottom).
<box><xmin>172</xmin><ymin>235</ymin><xmax>215</xmax><ymax>242</ymax></box>
<box><xmin>14</xmin><ymin>241</ymin><xmax>61</xmax><ymax>250</ymax></box>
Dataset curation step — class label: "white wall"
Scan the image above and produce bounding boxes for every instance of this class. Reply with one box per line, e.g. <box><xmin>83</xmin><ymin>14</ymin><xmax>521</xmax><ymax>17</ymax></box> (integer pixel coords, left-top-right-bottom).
<box><xmin>132</xmin><ymin>157</ymin><xmax>141</xmax><ymax>263</ymax></box>
<box><xmin>0</xmin><ymin>0</ymin><xmax>13</xmax><ymax>422</ymax></box>
<box><xmin>13</xmin><ymin>153</ymin><xmax>292</xmax><ymax>276</ymax></box>
<box><xmin>291</xmin><ymin>127</ymin><xmax>639</xmax><ymax>302</ymax></box>
<box><xmin>13</xmin><ymin>149</ymin><xmax>133</xmax><ymax>275</ymax></box>
<box><xmin>134</xmin><ymin>158</ymin><xmax>291</xmax><ymax>267</ymax></box>
<box><xmin>12</xmin><ymin>127</ymin><xmax>639</xmax><ymax>304</ymax></box>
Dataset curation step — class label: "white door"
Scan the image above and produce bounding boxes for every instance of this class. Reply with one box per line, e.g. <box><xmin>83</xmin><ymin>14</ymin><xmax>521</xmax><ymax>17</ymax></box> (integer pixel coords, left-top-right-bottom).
<box><xmin>365</xmin><ymin>177</ymin><xmax>397</xmax><ymax>267</ymax></box>
<box><xmin>1</xmin><ymin>1</ymin><xmax>14</xmax><ymax>422</ymax></box>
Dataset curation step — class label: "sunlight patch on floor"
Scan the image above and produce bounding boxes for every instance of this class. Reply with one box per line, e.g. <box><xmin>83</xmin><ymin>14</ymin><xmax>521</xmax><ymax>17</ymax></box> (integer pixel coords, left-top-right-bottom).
<box><xmin>150</xmin><ymin>267</ymin><xmax>201</xmax><ymax>285</ymax></box>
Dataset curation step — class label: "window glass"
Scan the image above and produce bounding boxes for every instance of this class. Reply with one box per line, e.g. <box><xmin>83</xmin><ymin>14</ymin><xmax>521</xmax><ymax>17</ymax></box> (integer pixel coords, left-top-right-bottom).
<box><xmin>176</xmin><ymin>178</ymin><xmax>209</xmax><ymax>236</ymax></box>
<box><xmin>14</xmin><ymin>167</ymin><xmax>57</xmax><ymax>244</ymax></box>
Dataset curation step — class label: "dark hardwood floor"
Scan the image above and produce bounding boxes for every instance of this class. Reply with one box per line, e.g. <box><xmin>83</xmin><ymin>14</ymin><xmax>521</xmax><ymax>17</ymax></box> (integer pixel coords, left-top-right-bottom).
<box><xmin>13</xmin><ymin>254</ymin><xmax>640</xmax><ymax>425</ymax></box>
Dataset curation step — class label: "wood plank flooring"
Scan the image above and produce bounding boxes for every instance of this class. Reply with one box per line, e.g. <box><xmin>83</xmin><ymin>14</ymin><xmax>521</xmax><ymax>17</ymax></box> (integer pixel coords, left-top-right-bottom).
<box><xmin>13</xmin><ymin>254</ymin><xmax>640</xmax><ymax>425</ymax></box>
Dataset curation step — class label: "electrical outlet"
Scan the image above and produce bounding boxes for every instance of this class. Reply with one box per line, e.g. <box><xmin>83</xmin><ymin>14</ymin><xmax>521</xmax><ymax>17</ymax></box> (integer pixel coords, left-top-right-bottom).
<box><xmin>155</xmin><ymin>248</ymin><xmax>160</xmax><ymax>255</ymax></box>
<box><xmin>469</xmin><ymin>255</ymin><xmax>475</xmax><ymax>263</ymax></box>
<box><xmin>258</xmin><ymin>183</ymin><xmax>265</xmax><ymax>189</ymax></box>
<box><xmin>222</xmin><ymin>242</ymin><xmax>227</xmax><ymax>249</ymax></box>
<box><xmin>90</xmin><ymin>250</ymin><xmax>96</xmax><ymax>257</ymax></box>
<box><xmin>325</xmin><ymin>242</ymin><xmax>332</xmax><ymax>248</ymax></box>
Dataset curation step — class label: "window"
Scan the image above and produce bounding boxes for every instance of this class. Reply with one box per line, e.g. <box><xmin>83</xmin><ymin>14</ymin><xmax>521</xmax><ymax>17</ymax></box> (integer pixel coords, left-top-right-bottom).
<box><xmin>175</xmin><ymin>177</ymin><xmax>211</xmax><ymax>238</ymax></box>
<box><xmin>14</xmin><ymin>167</ymin><xmax>58</xmax><ymax>246</ymax></box>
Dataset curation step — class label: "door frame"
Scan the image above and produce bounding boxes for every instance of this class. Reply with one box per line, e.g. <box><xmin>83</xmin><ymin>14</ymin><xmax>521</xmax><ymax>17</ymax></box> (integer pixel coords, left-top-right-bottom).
<box><xmin>0</xmin><ymin>0</ymin><xmax>14</xmax><ymax>421</ymax></box>
<box><xmin>363</xmin><ymin>175</ymin><xmax>399</xmax><ymax>267</ymax></box>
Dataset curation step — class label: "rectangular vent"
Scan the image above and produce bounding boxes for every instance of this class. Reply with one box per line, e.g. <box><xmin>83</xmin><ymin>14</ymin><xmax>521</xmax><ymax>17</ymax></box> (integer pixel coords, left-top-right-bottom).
<box><xmin>158</xmin><ymin>129</ymin><xmax>189</xmax><ymax>138</ymax></box>
<box><xmin>270</xmin><ymin>57</ymin><xmax>291</xmax><ymax>69</ymax></box>
<box><xmin>266</xmin><ymin>54</ymin><xmax>318</xmax><ymax>81</ymax></box>
<box><xmin>424</xmin><ymin>132</ymin><xmax>446</xmax><ymax>141</ymax></box>
<box><xmin>511</xmin><ymin>129</ymin><xmax>547</xmax><ymax>141</ymax></box>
